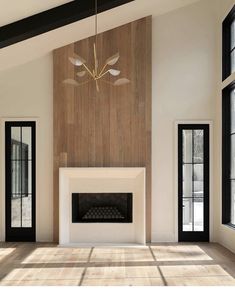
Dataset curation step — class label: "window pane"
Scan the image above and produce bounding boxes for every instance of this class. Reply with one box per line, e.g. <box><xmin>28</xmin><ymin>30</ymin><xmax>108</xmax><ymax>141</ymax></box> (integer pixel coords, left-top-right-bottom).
<box><xmin>183</xmin><ymin>130</ymin><xmax>193</xmax><ymax>163</ymax></box>
<box><xmin>22</xmin><ymin>161</ymin><xmax>32</xmax><ymax>227</ymax></box>
<box><xmin>11</xmin><ymin>127</ymin><xmax>21</xmax><ymax>160</ymax></box>
<box><xmin>231</xmin><ymin>89</ymin><xmax>235</xmax><ymax>133</ymax></box>
<box><xmin>231</xmin><ymin>19</ymin><xmax>235</xmax><ymax>50</ymax></box>
<box><xmin>193</xmin><ymin>164</ymin><xmax>203</xmax><ymax>184</ymax></box>
<box><xmin>194</xmin><ymin>130</ymin><xmax>204</xmax><ymax>163</ymax></box>
<box><xmin>11</xmin><ymin>194</ymin><xmax>21</xmax><ymax>227</ymax></box>
<box><xmin>194</xmin><ymin>198</ymin><xmax>204</xmax><ymax>231</ymax></box>
<box><xmin>21</xmin><ymin>160</ymin><xmax>28</xmax><ymax>195</ymax></box>
<box><xmin>23</xmin><ymin>160</ymin><xmax>32</xmax><ymax>196</ymax></box>
<box><xmin>231</xmin><ymin>181</ymin><xmax>235</xmax><ymax>225</ymax></box>
<box><xmin>22</xmin><ymin>127</ymin><xmax>32</xmax><ymax>160</ymax></box>
<box><xmin>22</xmin><ymin>194</ymin><xmax>32</xmax><ymax>228</ymax></box>
<box><xmin>231</xmin><ymin>134</ymin><xmax>235</xmax><ymax>179</ymax></box>
<box><xmin>11</xmin><ymin>161</ymin><xmax>21</xmax><ymax>194</ymax></box>
<box><xmin>183</xmin><ymin>164</ymin><xmax>192</xmax><ymax>197</ymax></box>
<box><xmin>231</xmin><ymin>50</ymin><xmax>235</xmax><ymax>74</ymax></box>
<box><xmin>194</xmin><ymin>164</ymin><xmax>204</xmax><ymax>197</ymax></box>
<box><xmin>183</xmin><ymin>198</ymin><xmax>193</xmax><ymax>231</ymax></box>
<box><xmin>27</xmin><ymin>161</ymin><xmax>32</xmax><ymax>194</ymax></box>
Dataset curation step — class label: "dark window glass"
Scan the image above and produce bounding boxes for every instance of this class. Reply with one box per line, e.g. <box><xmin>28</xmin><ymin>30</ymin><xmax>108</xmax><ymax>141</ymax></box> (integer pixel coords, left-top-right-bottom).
<box><xmin>222</xmin><ymin>86</ymin><xmax>235</xmax><ymax>227</ymax></box>
<box><xmin>231</xmin><ymin>90</ymin><xmax>235</xmax><ymax>224</ymax></box>
<box><xmin>223</xmin><ymin>5</ymin><xmax>235</xmax><ymax>79</ymax></box>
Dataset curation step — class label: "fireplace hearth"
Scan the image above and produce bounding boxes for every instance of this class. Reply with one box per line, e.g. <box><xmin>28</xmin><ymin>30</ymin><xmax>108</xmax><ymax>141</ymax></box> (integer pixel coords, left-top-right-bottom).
<box><xmin>72</xmin><ymin>193</ymin><xmax>133</xmax><ymax>223</ymax></box>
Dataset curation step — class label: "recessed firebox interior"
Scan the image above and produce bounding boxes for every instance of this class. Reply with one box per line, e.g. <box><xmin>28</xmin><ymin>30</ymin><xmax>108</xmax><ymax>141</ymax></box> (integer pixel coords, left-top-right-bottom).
<box><xmin>72</xmin><ymin>193</ymin><xmax>133</xmax><ymax>223</ymax></box>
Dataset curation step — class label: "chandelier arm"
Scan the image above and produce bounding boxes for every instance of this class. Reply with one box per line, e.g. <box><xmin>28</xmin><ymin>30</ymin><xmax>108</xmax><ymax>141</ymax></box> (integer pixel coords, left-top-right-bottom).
<box><xmin>98</xmin><ymin>63</ymin><xmax>108</xmax><ymax>77</ymax></box>
<box><xmin>97</xmin><ymin>70</ymin><xmax>110</xmax><ymax>79</ymax></box>
<box><xmin>82</xmin><ymin>63</ymin><xmax>95</xmax><ymax>78</ymax></box>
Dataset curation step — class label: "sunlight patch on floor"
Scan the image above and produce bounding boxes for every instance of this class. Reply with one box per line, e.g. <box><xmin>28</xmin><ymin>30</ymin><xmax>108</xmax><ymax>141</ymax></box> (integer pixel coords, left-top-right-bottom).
<box><xmin>22</xmin><ymin>247</ymin><xmax>91</xmax><ymax>263</ymax></box>
<box><xmin>151</xmin><ymin>245</ymin><xmax>212</xmax><ymax>261</ymax></box>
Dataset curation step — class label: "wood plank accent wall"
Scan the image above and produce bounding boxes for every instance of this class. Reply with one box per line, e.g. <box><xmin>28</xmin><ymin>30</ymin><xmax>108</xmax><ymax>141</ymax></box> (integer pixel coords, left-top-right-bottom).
<box><xmin>53</xmin><ymin>16</ymin><xmax>152</xmax><ymax>242</ymax></box>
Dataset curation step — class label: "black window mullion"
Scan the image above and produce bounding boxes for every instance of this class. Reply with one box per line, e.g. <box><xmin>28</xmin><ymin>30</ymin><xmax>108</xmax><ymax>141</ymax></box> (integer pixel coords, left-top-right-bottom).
<box><xmin>192</xmin><ymin>130</ymin><xmax>195</xmax><ymax>232</ymax></box>
<box><xmin>20</xmin><ymin>127</ymin><xmax>22</xmax><ymax>228</ymax></box>
<box><xmin>203</xmin><ymin>129</ymin><xmax>207</xmax><ymax>232</ymax></box>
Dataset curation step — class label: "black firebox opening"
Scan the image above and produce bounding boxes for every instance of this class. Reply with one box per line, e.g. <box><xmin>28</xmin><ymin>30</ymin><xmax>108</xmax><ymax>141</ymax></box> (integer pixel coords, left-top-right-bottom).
<box><xmin>72</xmin><ymin>193</ymin><xmax>133</xmax><ymax>223</ymax></box>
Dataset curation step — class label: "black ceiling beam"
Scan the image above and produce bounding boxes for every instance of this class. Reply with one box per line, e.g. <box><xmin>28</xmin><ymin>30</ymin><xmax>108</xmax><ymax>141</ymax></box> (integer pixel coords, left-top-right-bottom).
<box><xmin>0</xmin><ymin>0</ymin><xmax>134</xmax><ymax>49</ymax></box>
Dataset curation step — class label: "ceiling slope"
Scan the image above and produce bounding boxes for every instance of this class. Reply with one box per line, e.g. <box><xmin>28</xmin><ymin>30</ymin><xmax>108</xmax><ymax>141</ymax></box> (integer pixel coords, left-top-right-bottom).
<box><xmin>0</xmin><ymin>0</ymin><xmax>73</xmax><ymax>26</ymax></box>
<box><xmin>0</xmin><ymin>0</ymin><xmax>200</xmax><ymax>71</ymax></box>
<box><xmin>0</xmin><ymin>0</ymin><xmax>134</xmax><ymax>49</ymax></box>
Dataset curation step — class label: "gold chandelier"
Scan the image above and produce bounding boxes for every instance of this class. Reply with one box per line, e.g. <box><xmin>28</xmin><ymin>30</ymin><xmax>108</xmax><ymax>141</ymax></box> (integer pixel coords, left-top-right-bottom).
<box><xmin>63</xmin><ymin>0</ymin><xmax>130</xmax><ymax>92</ymax></box>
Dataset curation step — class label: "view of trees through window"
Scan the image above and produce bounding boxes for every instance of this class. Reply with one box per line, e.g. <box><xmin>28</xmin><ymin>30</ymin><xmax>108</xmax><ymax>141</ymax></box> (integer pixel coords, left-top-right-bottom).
<box><xmin>182</xmin><ymin>130</ymin><xmax>204</xmax><ymax>232</ymax></box>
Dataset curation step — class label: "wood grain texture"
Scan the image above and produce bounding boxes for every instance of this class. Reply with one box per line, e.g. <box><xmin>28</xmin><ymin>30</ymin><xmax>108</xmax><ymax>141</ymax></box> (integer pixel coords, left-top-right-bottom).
<box><xmin>53</xmin><ymin>16</ymin><xmax>152</xmax><ymax>242</ymax></box>
<box><xmin>1</xmin><ymin>243</ymin><xmax>235</xmax><ymax>286</ymax></box>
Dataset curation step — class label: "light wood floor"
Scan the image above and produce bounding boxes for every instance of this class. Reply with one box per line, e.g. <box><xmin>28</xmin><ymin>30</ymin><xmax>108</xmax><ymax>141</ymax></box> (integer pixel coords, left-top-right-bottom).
<box><xmin>0</xmin><ymin>243</ymin><xmax>235</xmax><ymax>286</ymax></box>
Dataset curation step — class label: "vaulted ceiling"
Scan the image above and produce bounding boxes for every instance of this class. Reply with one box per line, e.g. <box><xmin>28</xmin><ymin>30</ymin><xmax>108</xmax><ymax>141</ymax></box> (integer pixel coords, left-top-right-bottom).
<box><xmin>0</xmin><ymin>0</ymin><xmax>200</xmax><ymax>71</ymax></box>
<box><xmin>0</xmin><ymin>0</ymin><xmax>134</xmax><ymax>49</ymax></box>
<box><xmin>0</xmin><ymin>0</ymin><xmax>73</xmax><ymax>26</ymax></box>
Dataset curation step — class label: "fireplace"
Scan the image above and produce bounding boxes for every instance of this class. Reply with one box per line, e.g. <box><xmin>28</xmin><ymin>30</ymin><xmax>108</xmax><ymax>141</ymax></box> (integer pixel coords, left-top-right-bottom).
<box><xmin>59</xmin><ymin>168</ymin><xmax>145</xmax><ymax>245</ymax></box>
<box><xmin>72</xmin><ymin>193</ymin><xmax>133</xmax><ymax>223</ymax></box>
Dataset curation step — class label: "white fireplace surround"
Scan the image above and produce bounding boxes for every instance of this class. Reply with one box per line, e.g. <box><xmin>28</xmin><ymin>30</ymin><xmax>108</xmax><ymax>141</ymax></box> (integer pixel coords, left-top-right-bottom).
<box><xmin>59</xmin><ymin>167</ymin><xmax>146</xmax><ymax>246</ymax></box>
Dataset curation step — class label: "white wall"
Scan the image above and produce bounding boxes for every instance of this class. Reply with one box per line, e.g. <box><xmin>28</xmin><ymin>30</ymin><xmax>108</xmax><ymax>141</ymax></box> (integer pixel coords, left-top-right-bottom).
<box><xmin>0</xmin><ymin>54</ymin><xmax>53</xmax><ymax>242</ymax></box>
<box><xmin>151</xmin><ymin>0</ymin><xmax>235</xmax><ymax>250</ymax></box>
<box><xmin>151</xmin><ymin>0</ymin><xmax>218</xmax><ymax>242</ymax></box>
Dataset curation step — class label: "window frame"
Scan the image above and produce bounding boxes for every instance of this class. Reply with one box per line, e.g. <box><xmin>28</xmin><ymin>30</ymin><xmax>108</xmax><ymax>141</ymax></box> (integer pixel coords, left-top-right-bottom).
<box><xmin>222</xmin><ymin>82</ymin><xmax>235</xmax><ymax>227</ymax></box>
<box><xmin>178</xmin><ymin>124</ymin><xmax>210</xmax><ymax>242</ymax></box>
<box><xmin>5</xmin><ymin>121</ymin><xmax>36</xmax><ymax>242</ymax></box>
<box><xmin>222</xmin><ymin>4</ymin><xmax>235</xmax><ymax>229</ymax></box>
<box><xmin>222</xmin><ymin>5</ymin><xmax>235</xmax><ymax>81</ymax></box>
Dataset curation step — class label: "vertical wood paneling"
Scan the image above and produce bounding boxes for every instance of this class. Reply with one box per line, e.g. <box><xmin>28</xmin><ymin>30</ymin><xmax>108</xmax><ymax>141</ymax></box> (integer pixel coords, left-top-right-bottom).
<box><xmin>53</xmin><ymin>16</ymin><xmax>152</xmax><ymax>242</ymax></box>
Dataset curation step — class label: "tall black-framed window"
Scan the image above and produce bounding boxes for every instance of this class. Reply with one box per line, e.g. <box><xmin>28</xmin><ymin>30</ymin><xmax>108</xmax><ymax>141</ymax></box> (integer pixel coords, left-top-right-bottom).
<box><xmin>178</xmin><ymin>124</ymin><xmax>210</xmax><ymax>242</ymax></box>
<box><xmin>222</xmin><ymin>5</ymin><xmax>235</xmax><ymax>81</ymax></box>
<box><xmin>222</xmin><ymin>84</ymin><xmax>235</xmax><ymax>227</ymax></box>
<box><xmin>5</xmin><ymin>121</ymin><xmax>36</xmax><ymax>242</ymax></box>
<box><xmin>222</xmin><ymin>4</ymin><xmax>235</xmax><ymax>228</ymax></box>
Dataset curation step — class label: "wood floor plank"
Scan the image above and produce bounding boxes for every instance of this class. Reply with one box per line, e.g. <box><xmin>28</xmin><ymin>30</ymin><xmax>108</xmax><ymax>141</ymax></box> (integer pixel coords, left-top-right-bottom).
<box><xmin>0</xmin><ymin>243</ymin><xmax>234</xmax><ymax>286</ymax></box>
